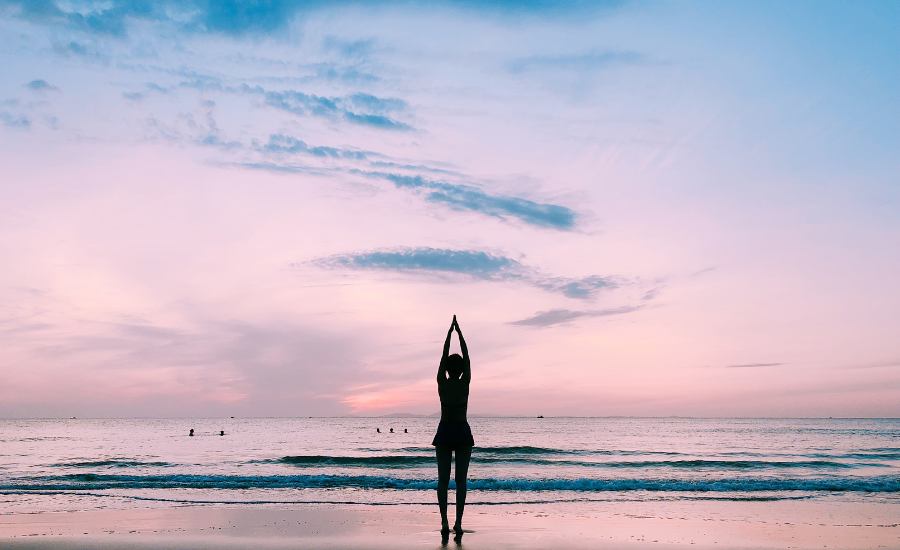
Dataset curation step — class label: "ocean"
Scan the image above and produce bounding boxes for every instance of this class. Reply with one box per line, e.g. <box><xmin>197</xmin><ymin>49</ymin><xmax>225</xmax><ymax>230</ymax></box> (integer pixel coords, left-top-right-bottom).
<box><xmin>1</xmin><ymin>417</ymin><xmax>898</xmax><ymax>514</ymax></box>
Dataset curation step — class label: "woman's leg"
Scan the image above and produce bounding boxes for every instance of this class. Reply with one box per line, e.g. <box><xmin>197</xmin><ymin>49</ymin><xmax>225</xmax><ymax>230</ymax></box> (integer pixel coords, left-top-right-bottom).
<box><xmin>435</xmin><ymin>446</ymin><xmax>452</xmax><ymax>532</ymax></box>
<box><xmin>453</xmin><ymin>447</ymin><xmax>471</xmax><ymax>532</ymax></box>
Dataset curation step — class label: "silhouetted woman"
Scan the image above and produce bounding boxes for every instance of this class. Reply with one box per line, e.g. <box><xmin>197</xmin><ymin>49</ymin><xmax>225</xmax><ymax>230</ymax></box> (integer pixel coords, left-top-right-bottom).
<box><xmin>432</xmin><ymin>315</ymin><xmax>473</xmax><ymax>535</ymax></box>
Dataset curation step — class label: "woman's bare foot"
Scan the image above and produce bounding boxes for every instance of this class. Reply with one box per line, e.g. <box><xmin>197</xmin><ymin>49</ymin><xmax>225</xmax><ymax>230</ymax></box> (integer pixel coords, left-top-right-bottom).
<box><xmin>453</xmin><ymin>522</ymin><xmax>462</xmax><ymax>534</ymax></box>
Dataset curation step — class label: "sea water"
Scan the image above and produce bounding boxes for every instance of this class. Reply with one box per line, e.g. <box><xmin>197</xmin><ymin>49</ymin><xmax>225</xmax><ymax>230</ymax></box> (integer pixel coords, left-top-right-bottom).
<box><xmin>1</xmin><ymin>417</ymin><xmax>898</xmax><ymax>514</ymax></box>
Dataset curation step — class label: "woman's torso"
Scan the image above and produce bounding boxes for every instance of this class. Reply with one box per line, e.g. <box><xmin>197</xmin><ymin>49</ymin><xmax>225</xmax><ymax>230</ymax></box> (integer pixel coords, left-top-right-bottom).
<box><xmin>438</xmin><ymin>380</ymin><xmax>469</xmax><ymax>423</ymax></box>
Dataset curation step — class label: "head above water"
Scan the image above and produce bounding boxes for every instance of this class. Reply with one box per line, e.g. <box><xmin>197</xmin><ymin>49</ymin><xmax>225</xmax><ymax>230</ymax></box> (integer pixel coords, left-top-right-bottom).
<box><xmin>445</xmin><ymin>353</ymin><xmax>464</xmax><ymax>379</ymax></box>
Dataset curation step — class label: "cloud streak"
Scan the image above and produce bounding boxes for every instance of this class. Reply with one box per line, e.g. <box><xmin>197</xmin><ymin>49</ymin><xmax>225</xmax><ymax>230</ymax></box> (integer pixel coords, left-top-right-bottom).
<box><xmin>2</xmin><ymin>1</ymin><xmax>625</xmax><ymax>38</ymax></box>
<box><xmin>204</xmin><ymin>132</ymin><xmax>576</xmax><ymax>230</ymax></box>
<box><xmin>723</xmin><ymin>362</ymin><xmax>784</xmax><ymax>369</ymax></box>
<box><xmin>0</xmin><ymin>111</ymin><xmax>30</xmax><ymax>128</ymax></box>
<box><xmin>510</xmin><ymin>306</ymin><xmax>642</xmax><ymax>327</ymax></box>
<box><xmin>259</xmin><ymin>134</ymin><xmax>375</xmax><ymax>161</ymax></box>
<box><xmin>360</xmin><ymin>172</ymin><xmax>577</xmax><ymax>230</ymax></box>
<box><xmin>253</xmin><ymin>86</ymin><xmax>411</xmax><ymax>131</ymax></box>
<box><xmin>2</xmin><ymin>0</ymin><xmax>302</xmax><ymax>37</ymax></box>
<box><xmin>161</xmin><ymin>79</ymin><xmax>412</xmax><ymax>131</ymax></box>
<box><xmin>25</xmin><ymin>79</ymin><xmax>57</xmax><ymax>91</ymax></box>
<box><xmin>311</xmin><ymin>247</ymin><xmax>616</xmax><ymax>299</ymax></box>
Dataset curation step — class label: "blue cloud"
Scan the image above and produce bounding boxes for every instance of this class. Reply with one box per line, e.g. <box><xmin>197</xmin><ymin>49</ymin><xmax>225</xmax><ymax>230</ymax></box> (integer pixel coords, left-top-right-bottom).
<box><xmin>1</xmin><ymin>0</ymin><xmax>302</xmax><ymax>36</ymax></box>
<box><xmin>198</xmin><ymin>133</ymin><xmax>242</xmax><ymax>150</ymax></box>
<box><xmin>238</xmin><ymin>85</ymin><xmax>411</xmax><ymax>130</ymax></box>
<box><xmin>197</xmin><ymin>0</ymin><xmax>301</xmax><ymax>35</ymax></box>
<box><xmin>259</xmin><ymin>134</ymin><xmax>372</xmax><ymax>160</ymax></box>
<box><xmin>311</xmin><ymin>64</ymin><xmax>379</xmax><ymax>85</ymax></box>
<box><xmin>322</xmin><ymin>36</ymin><xmax>376</xmax><ymax>59</ymax></box>
<box><xmin>155</xmin><ymin>81</ymin><xmax>409</xmax><ymax>130</ymax></box>
<box><xmin>369</xmin><ymin>172</ymin><xmax>576</xmax><ymax>230</ymax></box>
<box><xmin>233</xmin><ymin>160</ymin><xmax>576</xmax><ymax>230</ymax></box>
<box><xmin>311</xmin><ymin>247</ymin><xmax>618</xmax><ymax>299</ymax></box>
<box><xmin>231</xmin><ymin>161</ymin><xmax>329</xmax><ymax>177</ymax></box>
<box><xmin>510</xmin><ymin>305</ymin><xmax>641</xmax><ymax>327</ymax></box>
<box><xmin>25</xmin><ymin>79</ymin><xmax>57</xmax><ymax>91</ymax></box>
<box><xmin>0</xmin><ymin>111</ymin><xmax>31</xmax><ymax>128</ymax></box>
<box><xmin>2</xmin><ymin>1</ymin><xmax>624</xmax><ymax>37</ymax></box>
<box><xmin>318</xmin><ymin>248</ymin><xmax>519</xmax><ymax>277</ymax></box>
<box><xmin>345</xmin><ymin>93</ymin><xmax>406</xmax><ymax>113</ymax></box>
<box><xmin>447</xmin><ymin>0</ymin><xmax>624</xmax><ymax>15</ymax></box>
<box><xmin>51</xmin><ymin>40</ymin><xmax>93</xmax><ymax>57</ymax></box>
<box><xmin>343</xmin><ymin>111</ymin><xmax>410</xmax><ymax>130</ymax></box>
<box><xmin>368</xmin><ymin>161</ymin><xmax>460</xmax><ymax>177</ymax></box>
<box><xmin>534</xmin><ymin>275</ymin><xmax>617</xmax><ymax>298</ymax></box>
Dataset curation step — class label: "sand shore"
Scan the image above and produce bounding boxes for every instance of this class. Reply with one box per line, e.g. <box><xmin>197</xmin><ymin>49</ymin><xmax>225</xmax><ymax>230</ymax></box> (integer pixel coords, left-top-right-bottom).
<box><xmin>1</xmin><ymin>499</ymin><xmax>898</xmax><ymax>549</ymax></box>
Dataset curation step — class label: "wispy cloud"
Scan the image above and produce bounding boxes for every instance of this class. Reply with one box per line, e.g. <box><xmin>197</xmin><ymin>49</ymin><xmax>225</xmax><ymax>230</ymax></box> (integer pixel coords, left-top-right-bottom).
<box><xmin>193</xmin><ymin>131</ymin><xmax>575</xmax><ymax>230</ymax></box>
<box><xmin>510</xmin><ymin>305</ymin><xmax>642</xmax><ymax>327</ymax></box>
<box><xmin>532</xmin><ymin>275</ymin><xmax>616</xmax><ymax>299</ymax></box>
<box><xmin>323</xmin><ymin>36</ymin><xmax>376</xmax><ymax>59</ymax></box>
<box><xmin>231</xmin><ymin>161</ymin><xmax>329</xmax><ymax>177</ymax></box>
<box><xmin>255</xmin><ymin>87</ymin><xmax>411</xmax><ymax>130</ymax></box>
<box><xmin>319</xmin><ymin>248</ymin><xmax>518</xmax><ymax>276</ymax></box>
<box><xmin>25</xmin><ymin>79</ymin><xmax>57</xmax><ymax>91</ymax></box>
<box><xmin>0</xmin><ymin>111</ymin><xmax>30</xmax><ymax>128</ymax></box>
<box><xmin>359</xmin><ymin>172</ymin><xmax>577</xmax><ymax>230</ymax></box>
<box><xmin>311</xmin><ymin>247</ymin><xmax>617</xmax><ymax>299</ymax></box>
<box><xmin>160</xmin><ymin>80</ymin><xmax>411</xmax><ymax>131</ymax></box>
<box><xmin>2</xmin><ymin>1</ymin><xmax>625</xmax><ymax>38</ymax></box>
<box><xmin>1</xmin><ymin>0</ymin><xmax>302</xmax><ymax>37</ymax></box>
<box><xmin>258</xmin><ymin>134</ymin><xmax>374</xmax><ymax>160</ymax></box>
<box><xmin>723</xmin><ymin>362</ymin><xmax>784</xmax><ymax>369</ymax></box>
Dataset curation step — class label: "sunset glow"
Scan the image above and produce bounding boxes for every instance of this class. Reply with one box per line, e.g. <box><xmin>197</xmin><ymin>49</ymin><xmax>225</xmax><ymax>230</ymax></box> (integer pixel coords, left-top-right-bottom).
<box><xmin>1</xmin><ymin>0</ymin><xmax>898</xmax><ymax>418</ymax></box>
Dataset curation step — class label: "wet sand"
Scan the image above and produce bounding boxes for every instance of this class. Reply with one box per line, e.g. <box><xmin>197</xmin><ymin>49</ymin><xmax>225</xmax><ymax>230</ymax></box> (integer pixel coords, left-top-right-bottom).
<box><xmin>1</xmin><ymin>499</ymin><xmax>898</xmax><ymax>549</ymax></box>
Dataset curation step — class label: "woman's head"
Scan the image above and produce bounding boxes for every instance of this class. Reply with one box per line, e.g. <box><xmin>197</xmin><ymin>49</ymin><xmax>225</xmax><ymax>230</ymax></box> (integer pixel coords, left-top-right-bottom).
<box><xmin>445</xmin><ymin>353</ymin><xmax>464</xmax><ymax>379</ymax></box>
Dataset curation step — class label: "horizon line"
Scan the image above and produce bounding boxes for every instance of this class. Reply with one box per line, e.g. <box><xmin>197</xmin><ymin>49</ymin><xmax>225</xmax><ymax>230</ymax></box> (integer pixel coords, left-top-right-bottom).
<box><xmin>2</xmin><ymin>415</ymin><xmax>898</xmax><ymax>420</ymax></box>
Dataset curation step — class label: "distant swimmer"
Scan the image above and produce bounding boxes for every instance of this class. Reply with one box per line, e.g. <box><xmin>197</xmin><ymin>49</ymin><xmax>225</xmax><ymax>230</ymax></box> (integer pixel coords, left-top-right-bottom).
<box><xmin>377</xmin><ymin>428</ymin><xmax>381</xmax><ymax>433</ymax></box>
<box><xmin>189</xmin><ymin>428</ymin><xmax>194</xmax><ymax>437</ymax></box>
<box><xmin>390</xmin><ymin>428</ymin><xmax>394</xmax><ymax>433</ymax></box>
<box><xmin>404</xmin><ymin>428</ymin><xmax>408</xmax><ymax>433</ymax></box>
<box><xmin>219</xmin><ymin>430</ymin><xmax>225</xmax><ymax>436</ymax></box>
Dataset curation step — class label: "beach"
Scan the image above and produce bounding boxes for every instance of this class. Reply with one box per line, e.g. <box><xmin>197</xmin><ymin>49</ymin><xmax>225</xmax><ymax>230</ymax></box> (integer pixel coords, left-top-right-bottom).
<box><xmin>3</xmin><ymin>498</ymin><xmax>899</xmax><ymax>549</ymax></box>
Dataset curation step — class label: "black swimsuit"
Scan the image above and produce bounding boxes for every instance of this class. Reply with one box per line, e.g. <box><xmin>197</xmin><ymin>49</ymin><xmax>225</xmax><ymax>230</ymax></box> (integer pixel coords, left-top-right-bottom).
<box><xmin>431</xmin><ymin>378</ymin><xmax>474</xmax><ymax>449</ymax></box>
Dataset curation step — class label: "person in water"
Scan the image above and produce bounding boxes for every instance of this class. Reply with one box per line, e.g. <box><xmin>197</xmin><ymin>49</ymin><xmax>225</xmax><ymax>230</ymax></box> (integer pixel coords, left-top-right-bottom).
<box><xmin>432</xmin><ymin>315</ymin><xmax>473</xmax><ymax>536</ymax></box>
<box><xmin>189</xmin><ymin>428</ymin><xmax>194</xmax><ymax>437</ymax></box>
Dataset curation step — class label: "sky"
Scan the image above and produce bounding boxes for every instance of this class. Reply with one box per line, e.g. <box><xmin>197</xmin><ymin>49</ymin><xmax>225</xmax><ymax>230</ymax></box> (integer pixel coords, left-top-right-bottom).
<box><xmin>0</xmin><ymin>0</ymin><xmax>898</xmax><ymax>418</ymax></box>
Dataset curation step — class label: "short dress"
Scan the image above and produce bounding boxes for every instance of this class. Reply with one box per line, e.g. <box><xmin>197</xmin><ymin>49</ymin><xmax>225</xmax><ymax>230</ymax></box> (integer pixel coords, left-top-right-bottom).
<box><xmin>431</xmin><ymin>419</ymin><xmax>475</xmax><ymax>449</ymax></box>
<box><xmin>432</xmin><ymin>377</ymin><xmax>474</xmax><ymax>449</ymax></box>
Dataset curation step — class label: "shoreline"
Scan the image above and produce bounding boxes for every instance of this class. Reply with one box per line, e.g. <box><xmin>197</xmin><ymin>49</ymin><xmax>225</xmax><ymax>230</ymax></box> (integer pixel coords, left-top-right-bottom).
<box><xmin>2</xmin><ymin>498</ymin><xmax>898</xmax><ymax>549</ymax></box>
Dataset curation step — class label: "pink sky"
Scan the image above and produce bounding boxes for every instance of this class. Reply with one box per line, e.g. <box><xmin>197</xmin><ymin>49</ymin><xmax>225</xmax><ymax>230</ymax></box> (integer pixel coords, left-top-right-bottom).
<box><xmin>0</xmin><ymin>1</ymin><xmax>898</xmax><ymax>417</ymax></box>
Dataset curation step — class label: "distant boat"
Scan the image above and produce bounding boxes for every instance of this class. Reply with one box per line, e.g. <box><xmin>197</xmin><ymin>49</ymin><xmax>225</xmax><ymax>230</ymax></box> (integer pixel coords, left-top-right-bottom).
<box><xmin>537</xmin><ymin>415</ymin><xmax>544</xmax><ymax>418</ymax></box>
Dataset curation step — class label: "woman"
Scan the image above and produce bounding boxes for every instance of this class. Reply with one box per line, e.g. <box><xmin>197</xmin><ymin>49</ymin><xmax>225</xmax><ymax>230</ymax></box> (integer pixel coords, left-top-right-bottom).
<box><xmin>432</xmin><ymin>314</ymin><xmax>473</xmax><ymax>535</ymax></box>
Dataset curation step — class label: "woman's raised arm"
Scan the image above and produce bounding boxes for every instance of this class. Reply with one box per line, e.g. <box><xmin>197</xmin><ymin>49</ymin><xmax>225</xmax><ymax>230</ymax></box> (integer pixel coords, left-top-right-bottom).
<box><xmin>437</xmin><ymin>317</ymin><xmax>454</xmax><ymax>382</ymax></box>
<box><xmin>454</xmin><ymin>317</ymin><xmax>471</xmax><ymax>382</ymax></box>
